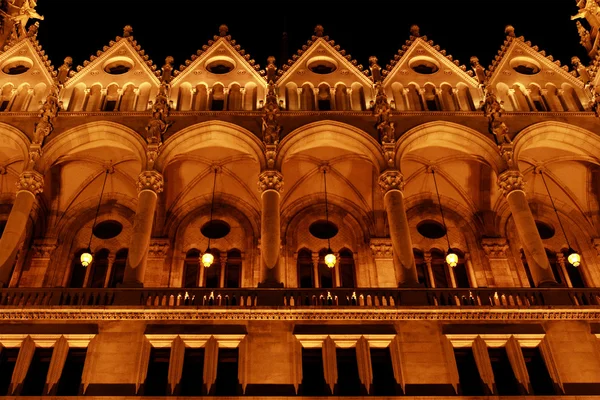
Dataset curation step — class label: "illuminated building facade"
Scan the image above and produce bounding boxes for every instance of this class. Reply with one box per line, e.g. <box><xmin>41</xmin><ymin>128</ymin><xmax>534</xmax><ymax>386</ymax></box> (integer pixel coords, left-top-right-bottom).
<box><xmin>1</xmin><ymin>1</ymin><xmax>600</xmax><ymax>397</ymax></box>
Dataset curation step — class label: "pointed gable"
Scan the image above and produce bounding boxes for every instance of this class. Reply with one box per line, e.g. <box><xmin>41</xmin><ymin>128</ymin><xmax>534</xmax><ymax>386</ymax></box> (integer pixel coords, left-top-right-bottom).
<box><xmin>0</xmin><ymin>32</ymin><xmax>57</xmax><ymax>112</ymax></box>
<box><xmin>486</xmin><ymin>26</ymin><xmax>586</xmax><ymax>112</ymax></box>
<box><xmin>382</xmin><ymin>25</ymin><xmax>478</xmax><ymax>89</ymax></box>
<box><xmin>276</xmin><ymin>25</ymin><xmax>372</xmax><ymax>89</ymax></box>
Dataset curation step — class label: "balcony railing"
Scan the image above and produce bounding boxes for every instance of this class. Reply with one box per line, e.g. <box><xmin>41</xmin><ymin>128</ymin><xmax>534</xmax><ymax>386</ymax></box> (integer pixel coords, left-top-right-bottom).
<box><xmin>0</xmin><ymin>287</ymin><xmax>597</xmax><ymax>308</ymax></box>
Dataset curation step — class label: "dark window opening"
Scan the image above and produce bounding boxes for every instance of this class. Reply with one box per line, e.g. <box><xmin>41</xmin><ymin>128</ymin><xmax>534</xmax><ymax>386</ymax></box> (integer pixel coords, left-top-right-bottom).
<box><xmin>566</xmin><ymin>262</ymin><xmax>586</xmax><ymax>288</ymax></box>
<box><xmin>0</xmin><ymin>347</ymin><xmax>19</xmax><ymax>395</ymax></box>
<box><xmin>143</xmin><ymin>347</ymin><xmax>170</xmax><ymax>396</ymax></box>
<box><xmin>454</xmin><ymin>263</ymin><xmax>471</xmax><ymax>288</ymax></box>
<box><xmin>226</xmin><ymin>250</ymin><xmax>241</xmax><ymax>288</ymax></box>
<box><xmin>103</xmin><ymin>100</ymin><xmax>117</xmax><ymax>111</ymax></box>
<box><xmin>336</xmin><ymin>348</ymin><xmax>362</xmax><ymax>396</ymax></box>
<box><xmin>426</xmin><ymin>99</ymin><xmax>438</xmax><ymax>111</ymax></box>
<box><xmin>523</xmin><ymin>347</ymin><xmax>555</xmax><ymax>395</ymax></box>
<box><xmin>179</xmin><ymin>347</ymin><xmax>205</xmax><ymax>396</ymax></box>
<box><xmin>301</xmin><ymin>348</ymin><xmax>328</xmax><ymax>396</ymax></box>
<box><xmin>533</xmin><ymin>99</ymin><xmax>546</xmax><ymax>111</ymax></box>
<box><xmin>318</xmin><ymin>99</ymin><xmax>331</xmax><ymax>110</ymax></box>
<box><xmin>109</xmin><ymin>249</ymin><xmax>127</xmax><ymax>288</ymax></box>
<box><xmin>6</xmin><ymin>65</ymin><xmax>29</xmax><ymax>75</ymax></box>
<box><xmin>56</xmin><ymin>348</ymin><xmax>87</xmax><ymax>396</ymax></box>
<box><xmin>339</xmin><ymin>249</ymin><xmax>356</xmax><ymax>288</ymax></box>
<box><xmin>414</xmin><ymin>249</ymin><xmax>430</xmax><ymax>288</ymax></box>
<box><xmin>0</xmin><ymin>100</ymin><xmax>9</xmax><ymax>112</ymax></box>
<box><xmin>69</xmin><ymin>249</ymin><xmax>87</xmax><ymax>288</ymax></box>
<box><xmin>546</xmin><ymin>250</ymin><xmax>564</xmax><ymax>285</ymax></box>
<box><xmin>184</xmin><ymin>249</ymin><xmax>200</xmax><ymax>288</ymax></box>
<box><xmin>21</xmin><ymin>347</ymin><xmax>53</xmax><ymax>396</ymax></box>
<box><xmin>431</xmin><ymin>249</ymin><xmax>449</xmax><ymax>288</ymax></box>
<box><xmin>454</xmin><ymin>347</ymin><xmax>485</xmax><ymax>396</ymax></box>
<box><xmin>520</xmin><ymin>250</ymin><xmax>536</xmax><ymax>287</ymax></box>
<box><xmin>370</xmin><ymin>347</ymin><xmax>397</xmax><ymax>396</ymax></box>
<box><xmin>489</xmin><ymin>347</ymin><xmax>521</xmax><ymax>395</ymax></box>
<box><xmin>105</xmin><ymin>65</ymin><xmax>130</xmax><ymax>75</ymax></box>
<box><xmin>89</xmin><ymin>249</ymin><xmax>109</xmax><ymax>288</ymax></box>
<box><xmin>215</xmin><ymin>348</ymin><xmax>240</xmax><ymax>396</ymax></box>
<box><xmin>297</xmin><ymin>250</ymin><xmax>314</xmax><ymax>288</ymax></box>
<box><xmin>211</xmin><ymin>99</ymin><xmax>224</xmax><ymax>111</ymax></box>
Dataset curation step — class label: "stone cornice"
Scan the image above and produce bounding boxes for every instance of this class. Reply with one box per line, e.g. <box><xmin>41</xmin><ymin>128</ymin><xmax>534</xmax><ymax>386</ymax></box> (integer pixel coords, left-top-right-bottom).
<box><xmin>0</xmin><ymin>307</ymin><xmax>599</xmax><ymax>322</ymax></box>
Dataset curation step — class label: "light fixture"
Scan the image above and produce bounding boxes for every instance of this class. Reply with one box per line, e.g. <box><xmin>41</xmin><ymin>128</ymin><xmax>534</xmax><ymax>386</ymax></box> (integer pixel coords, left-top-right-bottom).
<box><xmin>540</xmin><ymin>170</ymin><xmax>581</xmax><ymax>267</ymax></box>
<box><xmin>323</xmin><ymin>169</ymin><xmax>336</xmax><ymax>268</ymax></box>
<box><xmin>201</xmin><ymin>168</ymin><xmax>218</xmax><ymax>268</ymax></box>
<box><xmin>431</xmin><ymin>169</ymin><xmax>458</xmax><ymax>267</ymax></box>
<box><xmin>81</xmin><ymin>169</ymin><xmax>110</xmax><ymax>267</ymax></box>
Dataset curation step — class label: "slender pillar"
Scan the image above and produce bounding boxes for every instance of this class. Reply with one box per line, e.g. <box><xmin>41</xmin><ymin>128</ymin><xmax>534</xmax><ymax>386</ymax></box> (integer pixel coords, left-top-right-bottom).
<box><xmin>258</xmin><ymin>170</ymin><xmax>283</xmax><ymax>286</ymax></box>
<box><xmin>464</xmin><ymin>253</ymin><xmax>479</xmax><ymax>288</ymax></box>
<box><xmin>123</xmin><ymin>170</ymin><xmax>163</xmax><ymax>287</ymax></box>
<box><xmin>312</xmin><ymin>253</ymin><xmax>320</xmax><ymax>288</ymax></box>
<box><xmin>498</xmin><ymin>170</ymin><xmax>557</xmax><ymax>286</ymax></box>
<box><xmin>0</xmin><ymin>171</ymin><xmax>43</xmax><ymax>286</ymax></box>
<box><xmin>378</xmin><ymin>170</ymin><xmax>419</xmax><ymax>286</ymax></box>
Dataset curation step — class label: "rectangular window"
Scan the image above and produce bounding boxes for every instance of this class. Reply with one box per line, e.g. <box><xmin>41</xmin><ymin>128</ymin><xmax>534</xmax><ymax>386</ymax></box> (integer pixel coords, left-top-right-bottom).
<box><xmin>143</xmin><ymin>347</ymin><xmax>170</xmax><ymax>396</ymax></box>
<box><xmin>522</xmin><ymin>347</ymin><xmax>555</xmax><ymax>395</ymax></box>
<box><xmin>489</xmin><ymin>347</ymin><xmax>521</xmax><ymax>395</ymax></box>
<box><xmin>370</xmin><ymin>347</ymin><xmax>397</xmax><ymax>395</ymax></box>
<box><xmin>21</xmin><ymin>348</ymin><xmax>53</xmax><ymax>396</ymax></box>
<box><xmin>301</xmin><ymin>348</ymin><xmax>328</xmax><ymax>396</ymax></box>
<box><xmin>225</xmin><ymin>262</ymin><xmax>240</xmax><ymax>288</ymax></box>
<box><xmin>453</xmin><ymin>347</ymin><xmax>485</xmax><ymax>396</ymax></box>
<box><xmin>0</xmin><ymin>348</ymin><xmax>19</xmax><ymax>395</ymax></box>
<box><xmin>335</xmin><ymin>348</ymin><xmax>361</xmax><ymax>396</ymax></box>
<box><xmin>56</xmin><ymin>348</ymin><xmax>87</xmax><ymax>396</ymax></box>
<box><xmin>179</xmin><ymin>347</ymin><xmax>205</xmax><ymax>396</ymax></box>
<box><xmin>215</xmin><ymin>348</ymin><xmax>239</xmax><ymax>396</ymax></box>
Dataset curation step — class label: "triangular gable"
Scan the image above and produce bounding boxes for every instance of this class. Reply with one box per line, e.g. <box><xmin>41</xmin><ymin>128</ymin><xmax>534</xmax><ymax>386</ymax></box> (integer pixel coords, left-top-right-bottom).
<box><xmin>383</xmin><ymin>34</ymin><xmax>477</xmax><ymax>89</ymax></box>
<box><xmin>0</xmin><ymin>35</ymin><xmax>56</xmax><ymax>88</ymax></box>
<box><xmin>170</xmin><ymin>31</ymin><xmax>265</xmax><ymax>86</ymax></box>
<box><xmin>486</xmin><ymin>34</ymin><xmax>582</xmax><ymax>89</ymax></box>
<box><xmin>64</xmin><ymin>27</ymin><xmax>160</xmax><ymax>88</ymax></box>
<box><xmin>276</xmin><ymin>28</ymin><xmax>372</xmax><ymax>87</ymax></box>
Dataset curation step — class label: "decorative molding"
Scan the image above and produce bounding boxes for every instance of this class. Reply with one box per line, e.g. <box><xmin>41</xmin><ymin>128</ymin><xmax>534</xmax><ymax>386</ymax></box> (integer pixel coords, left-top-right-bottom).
<box><xmin>148</xmin><ymin>239</ymin><xmax>170</xmax><ymax>259</ymax></box>
<box><xmin>137</xmin><ymin>170</ymin><xmax>164</xmax><ymax>194</ymax></box>
<box><xmin>378</xmin><ymin>170</ymin><xmax>404</xmax><ymax>193</ymax></box>
<box><xmin>16</xmin><ymin>171</ymin><xmax>44</xmax><ymax>195</ymax></box>
<box><xmin>481</xmin><ymin>238</ymin><xmax>510</xmax><ymax>259</ymax></box>
<box><xmin>30</xmin><ymin>240</ymin><xmax>58</xmax><ymax>259</ymax></box>
<box><xmin>497</xmin><ymin>169</ymin><xmax>525</xmax><ymax>196</ymax></box>
<box><xmin>258</xmin><ymin>170</ymin><xmax>284</xmax><ymax>193</ymax></box>
<box><xmin>369</xmin><ymin>238</ymin><xmax>393</xmax><ymax>258</ymax></box>
<box><xmin>446</xmin><ymin>333</ymin><xmax>544</xmax><ymax>348</ymax></box>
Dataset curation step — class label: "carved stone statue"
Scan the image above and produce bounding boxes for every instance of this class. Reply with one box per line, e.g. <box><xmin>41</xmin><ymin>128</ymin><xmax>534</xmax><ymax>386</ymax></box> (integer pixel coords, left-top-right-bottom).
<box><xmin>145</xmin><ymin>83</ymin><xmax>172</xmax><ymax>145</ymax></box>
<box><xmin>369</xmin><ymin>56</ymin><xmax>382</xmax><ymax>83</ymax></box>
<box><xmin>482</xmin><ymin>90</ymin><xmax>511</xmax><ymax>145</ymax></box>
<box><xmin>372</xmin><ymin>82</ymin><xmax>394</xmax><ymax>144</ymax></box>
<box><xmin>261</xmin><ymin>81</ymin><xmax>282</xmax><ymax>145</ymax></box>
<box><xmin>572</xmin><ymin>56</ymin><xmax>591</xmax><ymax>84</ymax></box>
<box><xmin>57</xmin><ymin>57</ymin><xmax>72</xmax><ymax>85</ymax></box>
<box><xmin>161</xmin><ymin>56</ymin><xmax>174</xmax><ymax>84</ymax></box>
<box><xmin>32</xmin><ymin>89</ymin><xmax>60</xmax><ymax>146</ymax></box>
<box><xmin>470</xmin><ymin>56</ymin><xmax>486</xmax><ymax>85</ymax></box>
<box><xmin>1</xmin><ymin>0</ymin><xmax>44</xmax><ymax>37</ymax></box>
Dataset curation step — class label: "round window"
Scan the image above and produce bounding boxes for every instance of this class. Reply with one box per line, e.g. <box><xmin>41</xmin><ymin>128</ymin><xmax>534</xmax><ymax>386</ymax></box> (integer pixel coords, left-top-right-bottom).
<box><xmin>510</xmin><ymin>57</ymin><xmax>541</xmax><ymax>75</ymax></box>
<box><xmin>409</xmin><ymin>57</ymin><xmax>439</xmax><ymax>74</ymax></box>
<box><xmin>201</xmin><ymin>219</ymin><xmax>231</xmax><ymax>239</ymax></box>
<box><xmin>103</xmin><ymin>57</ymin><xmax>133</xmax><ymax>75</ymax></box>
<box><xmin>307</xmin><ymin>57</ymin><xmax>338</xmax><ymax>74</ymax></box>
<box><xmin>535</xmin><ymin>220</ymin><xmax>555</xmax><ymax>239</ymax></box>
<box><xmin>205</xmin><ymin>57</ymin><xmax>235</xmax><ymax>75</ymax></box>
<box><xmin>309</xmin><ymin>220</ymin><xmax>339</xmax><ymax>239</ymax></box>
<box><xmin>417</xmin><ymin>220</ymin><xmax>447</xmax><ymax>239</ymax></box>
<box><xmin>1</xmin><ymin>57</ymin><xmax>32</xmax><ymax>75</ymax></box>
<box><xmin>92</xmin><ymin>220</ymin><xmax>123</xmax><ymax>239</ymax></box>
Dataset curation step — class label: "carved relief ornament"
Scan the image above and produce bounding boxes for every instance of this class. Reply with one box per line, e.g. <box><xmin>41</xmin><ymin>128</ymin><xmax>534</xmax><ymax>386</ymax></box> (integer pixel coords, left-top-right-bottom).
<box><xmin>370</xmin><ymin>238</ymin><xmax>393</xmax><ymax>258</ymax></box>
<box><xmin>481</xmin><ymin>238</ymin><xmax>509</xmax><ymax>259</ymax></box>
<box><xmin>497</xmin><ymin>170</ymin><xmax>525</xmax><ymax>196</ymax></box>
<box><xmin>16</xmin><ymin>171</ymin><xmax>44</xmax><ymax>195</ymax></box>
<box><xmin>378</xmin><ymin>170</ymin><xmax>404</xmax><ymax>193</ymax></box>
<box><xmin>148</xmin><ymin>239</ymin><xmax>170</xmax><ymax>259</ymax></box>
<box><xmin>137</xmin><ymin>171</ymin><xmax>164</xmax><ymax>194</ymax></box>
<box><xmin>258</xmin><ymin>171</ymin><xmax>284</xmax><ymax>193</ymax></box>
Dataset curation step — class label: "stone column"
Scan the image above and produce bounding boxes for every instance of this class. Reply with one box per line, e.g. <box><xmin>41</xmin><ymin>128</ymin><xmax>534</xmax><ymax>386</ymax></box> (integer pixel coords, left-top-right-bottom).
<box><xmin>123</xmin><ymin>170</ymin><xmax>164</xmax><ymax>287</ymax></box>
<box><xmin>556</xmin><ymin>252</ymin><xmax>573</xmax><ymax>288</ymax></box>
<box><xmin>0</xmin><ymin>171</ymin><xmax>43</xmax><ymax>286</ymax></box>
<box><xmin>498</xmin><ymin>170</ymin><xmax>556</xmax><ymax>286</ymax></box>
<box><xmin>258</xmin><ymin>170</ymin><xmax>283</xmax><ymax>286</ymax></box>
<box><xmin>379</xmin><ymin>170</ymin><xmax>418</xmax><ymax>286</ymax></box>
<box><xmin>464</xmin><ymin>253</ymin><xmax>479</xmax><ymax>288</ymax></box>
<box><xmin>219</xmin><ymin>254</ymin><xmax>227</xmax><ymax>288</ymax></box>
<box><xmin>312</xmin><ymin>253</ymin><xmax>320</xmax><ymax>288</ymax></box>
<box><xmin>424</xmin><ymin>251</ymin><xmax>435</xmax><ymax>288</ymax></box>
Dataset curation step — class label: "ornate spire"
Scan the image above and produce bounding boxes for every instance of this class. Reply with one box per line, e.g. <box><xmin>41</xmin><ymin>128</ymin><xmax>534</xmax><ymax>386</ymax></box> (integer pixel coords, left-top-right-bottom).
<box><xmin>572</xmin><ymin>0</ymin><xmax>600</xmax><ymax>58</ymax></box>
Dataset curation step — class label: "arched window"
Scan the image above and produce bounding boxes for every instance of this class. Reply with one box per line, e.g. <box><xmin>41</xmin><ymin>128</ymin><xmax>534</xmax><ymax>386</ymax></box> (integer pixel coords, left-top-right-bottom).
<box><xmin>243</xmin><ymin>83</ymin><xmax>257</xmax><ymax>110</ymax></box>
<box><xmin>413</xmin><ymin>249</ymin><xmax>430</xmax><ymax>288</ymax></box>
<box><xmin>439</xmin><ymin>84</ymin><xmax>456</xmax><ymax>111</ymax></box>
<box><xmin>316</xmin><ymin>84</ymin><xmax>331</xmax><ymax>111</ymax></box>
<box><xmin>334</xmin><ymin>84</ymin><xmax>349</xmax><ymax>110</ymax></box>
<box><xmin>210</xmin><ymin>84</ymin><xmax>225</xmax><ymax>111</ymax></box>
<box><xmin>318</xmin><ymin>248</ymin><xmax>334</xmax><ymax>288</ymax></box>
<box><xmin>69</xmin><ymin>249</ymin><xmax>87</xmax><ymax>288</ymax></box>
<box><xmin>430</xmin><ymin>248</ymin><xmax>449</xmax><ymax>288</ymax></box>
<box><xmin>561</xmin><ymin>248</ymin><xmax>585</xmax><ymax>288</ymax></box>
<box><xmin>86</xmin><ymin>84</ymin><xmax>103</xmax><ymax>111</ymax></box>
<box><xmin>520</xmin><ymin>249</ymin><xmax>535</xmax><ymax>287</ymax></box>
<box><xmin>204</xmin><ymin>249</ymin><xmax>220</xmax><ymax>288</ymax></box>
<box><xmin>285</xmin><ymin>83</ymin><xmax>299</xmax><ymax>111</ymax></box>
<box><xmin>528</xmin><ymin>85</ymin><xmax>546</xmax><ymax>111</ymax></box>
<box><xmin>495</xmin><ymin>83</ymin><xmax>513</xmax><ymax>111</ymax></box>
<box><xmin>406</xmin><ymin>84</ymin><xmax>422</xmax><ymax>111</ymax></box>
<box><xmin>391</xmin><ymin>83</ymin><xmax>405</xmax><ymax>111</ymax></box>
<box><xmin>0</xmin><ymin>84</ymin><xmax>14</xmax><ymax>111</ymax></box>
<box><xmin>297</xmin><ymin>248</ymin><xmax>313</xmax><ymax>288</ymax></box>
<box><xmin>119</xmin><ymin>85</ymin><xmax>136</xmax><ymax>111</ymax></box>
<box><xmin>457</xmin><ymin>84</ymin><xmax>475</xmax><ymax>111</ymax></box>
<box><xmin>11</xmin><ymin>84</ymin><xmax>30</xmax><ymax>111</ymax></box>
<box><xmin>512</xmin><ymin>84</ymin><xmax>531</xmax><ymax>111</ymax></box>
<box><xmin>103</xmin><ymin>84</ymin><xmax>120</xmax><ymax>111</ymax></box>
<box><xmin>193</xmin><ymin>84</ymin><xmax>208</xmax><ymax>111</ymax></box>
<box><xmin>339</xmin><ymin>249</ymin><xmax>356</xmax><ymax>288</ymax></box>
<box><xmin>227</xmin><ymin>84</ymin><xmax>242</xmax><ymax>111</ymax></box>
<box><xmin>451</xmin><ymin>249</ymin><xmax>470</xmax><ymax>288</ymax></box>
<box><xmin>176</xmin><ymin>83</ymin><xmax>192</xmax><ymax>111</ymax></box>
<box><xmin>225</xmin><ymin>249</ymin><xmax>242</xmax><ymax>288</ymax></box>
<box><xmin>68</xmin><ymin>85</ymin><xmax>85</xmax><ymax>112</ymax></box>
<box><xmin>423</xmin><ymin>84</ymin><xmax>439</xmax><ymax>111</ymax></box>
<box><xmin>136</xmin><ymin>83</ymin><xmax>151</xmax><ymax>111</ymax></box>
<box><xmin>89</xmin><ymin>249</ymin><xmax>110</xmax><ymax>288</ymax></box>
<box><xmin>109</xmin><ymin>249</ymin><xmax>127</xmax><ymax>288</ymax></box>
<box><xmin>183</xmin><ymin>249</ymin><xmax>200</xmax><ymax>288</ymax></box>
<box><xmin>350</xmin><ymin>83</ymin><xmax>366</xmax><ymax>111</ymax></box>
<box><xmin>301</xmin><ymin>84</ymin><xmax>315</xmax><ymax>110</ymax></box>
<box><xmin>545</xmin><ymin>249</ymin><xmax>564</xmax><ymax>285</ymax></box>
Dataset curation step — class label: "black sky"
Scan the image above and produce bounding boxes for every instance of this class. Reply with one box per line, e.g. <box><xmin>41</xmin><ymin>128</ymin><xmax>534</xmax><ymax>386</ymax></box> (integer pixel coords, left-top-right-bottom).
<box><xmin>33</xmin><ymin>1</ymin><xmax>585</xmax><ymax>73</ymax></box>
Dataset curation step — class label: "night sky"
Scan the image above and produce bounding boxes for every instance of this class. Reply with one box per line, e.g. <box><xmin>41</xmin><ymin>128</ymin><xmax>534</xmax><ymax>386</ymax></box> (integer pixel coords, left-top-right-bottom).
<box><xmin>33</xmin><ymin>1</ymin><xmax>586</xmax><ymax>73</ymax></box>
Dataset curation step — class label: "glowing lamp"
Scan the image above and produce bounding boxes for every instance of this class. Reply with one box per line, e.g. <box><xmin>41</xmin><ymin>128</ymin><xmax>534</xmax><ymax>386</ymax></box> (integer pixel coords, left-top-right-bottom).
<box><xmin>324</xmin><ymin>250</ymin><xmax>336</xmax><ymax>268</ymax></box>
<box><xmin>80</xmin><ymin>250</ymin><xmax>93</xmax><ymax>267</ymax></box>
<box><xmin>202</xmin><ymin>251</ymin><xmax>214</xmax><ymax>268</ymax></box>
<box><xmin>567</xmin><ymin>248</ymin><xmax>581</xmax><ymax>267</ymax></box>
<box><xmin>446</xmin><ymin>250</ymin><xmax>458</xmax><ymax>268</ymax></box>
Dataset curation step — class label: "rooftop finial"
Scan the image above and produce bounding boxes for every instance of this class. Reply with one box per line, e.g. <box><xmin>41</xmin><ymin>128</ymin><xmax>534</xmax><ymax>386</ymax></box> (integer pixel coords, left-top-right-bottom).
<box><xmin>504</xmin><ymin>25</ymin><xmax>515</xmax><ymax>37</ymax></box>
<box><xmin>314</xmin><ymin>25</ymin><xmax>324</xmax><ymax>37</ymax></box>
<box><xmin>410</xmin><ymin>25</ymin><xmax>420</xmax><ymax>37</ymax></box>
<box><xmin>123</xmin><ymin>25</ymin><xmax>133</xmax><ymax>37</ymax></box>
<box><xmin>219</xmin><ymin>24</ymin><xmax>229</xmax><ymax>37</ymax></box>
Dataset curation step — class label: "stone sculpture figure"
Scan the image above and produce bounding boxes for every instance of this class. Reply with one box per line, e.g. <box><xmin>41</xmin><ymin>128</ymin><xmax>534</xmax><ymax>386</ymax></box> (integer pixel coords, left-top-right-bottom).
<box><xmin>32</xmin><ymin>90</ymin><xmax>59</xmax><ymax>146</ymax></box>
<box><xmin>261</xmin><ymin>81</ymin><xmax>282</xmax><ymax>145</ymax></box>
<box><xmin>1</xmin><ymin>0</ymin><xmax>44</xmax><ymax>37</ymax></box>
<box><xmin>482</xmin><ymin>91</ymin><xmax>511</xmax><ymax>145</ymax></box>
<box><xmin>372</xmin><ymin>82</ymin><xmax>394</xmax><ymax>144</ymax></box>
<box><xmin>161</xmin><ymin>56</ymin><xmax>174</xmax><ymax>84</ymax></box>
<box><xmin>145</xmin><ymin>84</ymin><xmax>172</xmax><ymax>145</ymax></box>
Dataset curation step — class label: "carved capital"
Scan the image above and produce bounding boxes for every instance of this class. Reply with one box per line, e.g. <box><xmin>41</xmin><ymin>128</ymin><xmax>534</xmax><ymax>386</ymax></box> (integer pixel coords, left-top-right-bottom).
<box><xmin>370</xmin><ymin>238</ymin><xmax>393</xmax><ymax>258</ymax></box>
<box><xmin>258</xmin><ymin>170</ymin><xmax>284</xmax><ymax>193</ymax></box>
<box><xmin>497</xmin><ymin>170</ymin><xmax>525</xmax><ymax>196</ymax></box>
<box><xmin>16</xmin><ymin>170</ymin><xmax>44</xmax><ymax>195</ymax></box>
<box><xmin>378</xmin><ymin>170</ymin><xmax>404</xmax><ymax>193</ymax></box>
<box><xmin>481</xmin><ymin>237</ymin><xmax>509</xmax><ymax>259</ymax></box>
<box><xmin>31</xmin><ymin>239</ymin><xmax>58</xmax><ymax>259</ymax></box>
<box><xmin>137</xmin><ymin>170</ymin><xmax>164</xmax><ymax>194</ymax></box>
<box><xmin>148</xmin><ymin>239</ymin><xmax>170</xmax><ymax>259</ymax></box>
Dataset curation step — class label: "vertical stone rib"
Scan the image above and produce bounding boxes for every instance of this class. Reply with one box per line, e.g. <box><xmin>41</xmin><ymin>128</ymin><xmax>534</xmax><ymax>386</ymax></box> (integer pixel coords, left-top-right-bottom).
<box><xmin>472</xmin><ymin>336</ymin><xmax>495</xmax><ymax>395</ymax></box>
<box><xmin>505</xmin><ymin>336</ymin><xmax>531</xmax><ymax>394</ymax></box>
<box><xmin>321</xmin><ymin>337</ymin><xmax>337</xmax><ymax>394</ymax></box>
<box><xmin>45</xmin><ymin>336</ymin><xmax>69</xmax><ymax>395</ymax></box>
<box><xmin>168</xmin><ymin>336</ymin><xmax>185</xmax><ymax>395</ymax></box>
